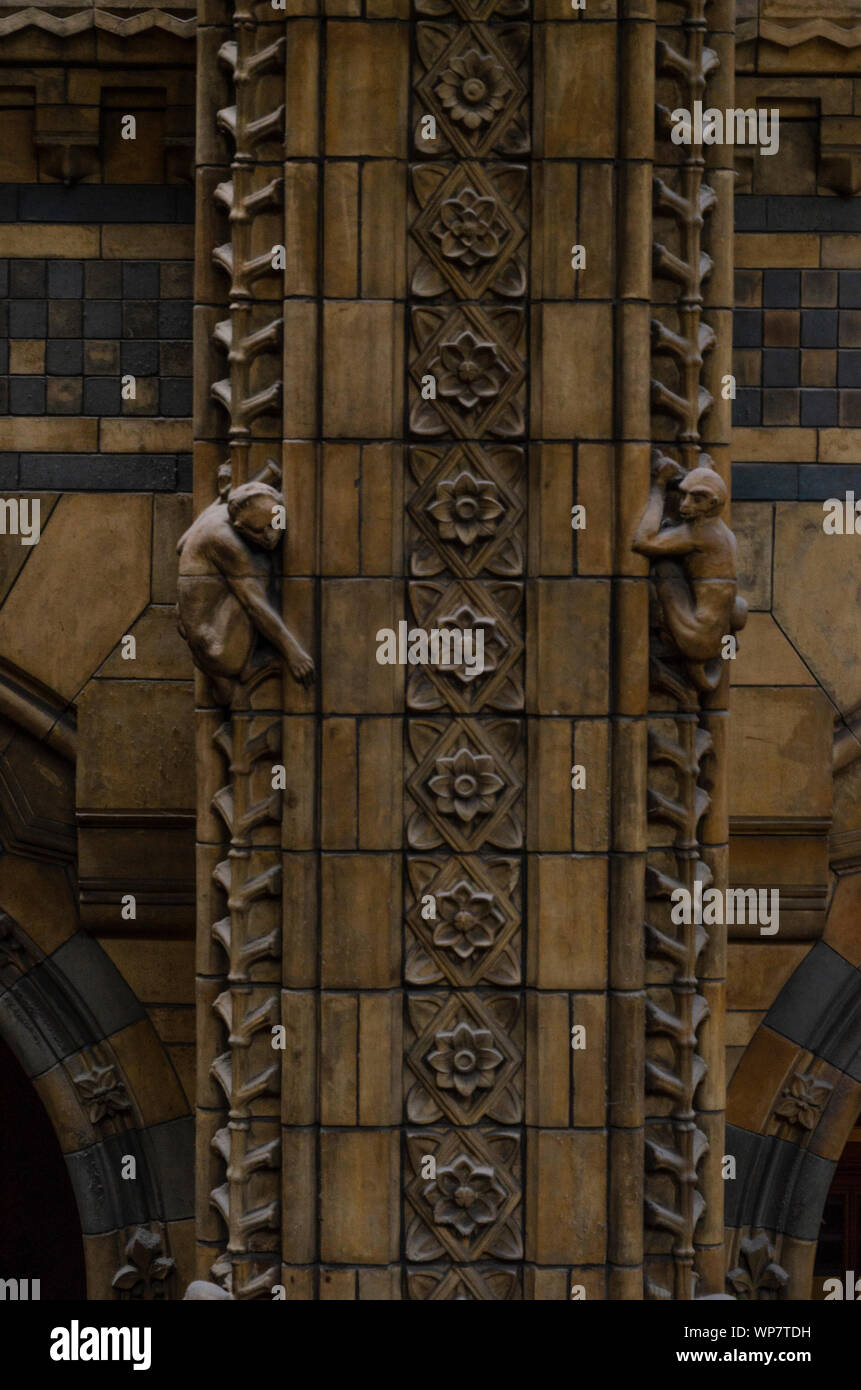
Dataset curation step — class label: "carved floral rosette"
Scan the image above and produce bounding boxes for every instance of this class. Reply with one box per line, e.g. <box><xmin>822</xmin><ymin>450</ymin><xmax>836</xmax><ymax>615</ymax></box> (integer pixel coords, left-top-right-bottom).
<box><xmin>405</xmin><ymin>0</ymin><xmax>529</xmax><ymax>1301</ymax></box>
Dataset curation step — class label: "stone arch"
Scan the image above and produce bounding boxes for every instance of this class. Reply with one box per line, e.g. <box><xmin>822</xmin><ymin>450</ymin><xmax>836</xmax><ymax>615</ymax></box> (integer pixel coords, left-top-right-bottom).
<box><xmin>725</xmin><ymin>874</ymin><xmax>861</xmax><ymax>1299</ymax></box>
<box><xmin>0</xmin><ymin>664</ymin><xmax>193</xmax><ymax>1299</ymax></box>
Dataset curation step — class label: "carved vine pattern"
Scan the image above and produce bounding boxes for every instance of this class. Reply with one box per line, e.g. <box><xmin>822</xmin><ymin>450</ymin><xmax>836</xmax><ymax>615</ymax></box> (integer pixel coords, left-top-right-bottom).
<box><xmin>643</xmin><ymin>0</ymin><xmax>724</xmax><ymax>1300</ymax></box>
<box><xmin>405</xmin><ymin>0</ymin><xmax>529</xmax><ymax>1302</ymax></box>
<box><xmin>205</xmin><ymin>0</ymin><xmax>286</xmax><ymax>1300</ymax></box>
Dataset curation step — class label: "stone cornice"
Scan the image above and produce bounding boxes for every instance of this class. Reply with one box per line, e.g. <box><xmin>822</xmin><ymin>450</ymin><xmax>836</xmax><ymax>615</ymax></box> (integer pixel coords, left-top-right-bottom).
<box><xmin>0</xmin><ymin>4</ymin><xmax>195</xmax><ymax>38</ymax></box>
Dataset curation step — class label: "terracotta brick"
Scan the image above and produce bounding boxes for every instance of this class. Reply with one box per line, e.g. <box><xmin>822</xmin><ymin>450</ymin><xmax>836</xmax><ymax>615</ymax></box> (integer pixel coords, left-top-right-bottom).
<box><xmin>361</xmin><ymin>161</ymin><xmax>407</xmax><ymax>299</ymax></box>
<box><xmin>576</xmin><ymin>443</ymin><xmax>613</xmax><ymax>574</ymax></box>
<box><xmin>358</xmin><ymin>992</ymin><xmax>401</xmax><ymax>1125</ymax></box>
<box><xmin>727</xmin><ymin>943</ymin><xmax>812</xmax><ymax>1011</ymax></box>
<box><xmin>0</xmin><ymin>226</ymin><xmax>99</xmax><ymax>256</ymax></box>
<box><xmin>527</xmin><ymin>719</ymin><xmax>573</xmax><ymax>851</ymax></box>
<box><xmin>735</xmin><ymin>235</ymin><xmax>818</xmax><ymax>268</ymax></box>
<box><xmin>323</xmin><ymin>300</ymin><xmax>403</xmax><ymax>438</ymax></box>
<box><xmin>539</xmin><ymin>24</ymin><xmax>616</xmax><ymax>158</ymax></box>
<box><xmin>320</xmin><ymin>1269</ymin><xmax>357</xmax><ymax>1299</ymax></box>
<box><xmin>321</xmin><ymin>717</ymin><xmax>358</xmax><ymax>848</ymax></box>
<box><xmin>573</xmin><ymin>718</ymin><xmax>609</xmax><ymax>852</ymax></box>
<box><xmin>726</xmin><ymin>1024</ymin><xmax>799</xmax><ymax>1133</ymax></box>
<box><xmin>285</xmin><ymin>21</ymin><xmax>320</xmax><ymax>156</ymax></box>
<box><xmin>282</xmin><ymin>715</ymin><xmax>317</xmax><ymax>850</ymax></box>
<box><xmin>525</xmin><ymin>1130</ymin><xmax>606</xmax><ymax>1264</ymax></box>
<box><xmin>533</xmin><ymin>303</ymin><xmax>612</xmax><ymax>439</ymax></box>
<box><xmin>571</xmin><ymin>991</ymin><xmax>606</xmax><ymax>1127</ymax></box>
<box><xmin>325</xmin><ymin>23</ymin><xmax>408</xmax><ymax>158</ymax></box>
<box><xmin>100</xmin><ymin>419</ymin><xmax>191</xmax><ymax>452</ymax></box>
<box><xmin>527</xmin><ymin>578</ymin><xmax>610</xmax><ymax>715</ymax></box>
<box><xmin>321</xmin><ymin>993</ymin><xmax>358</xmax><ymax>1124</ymax></box>
<box><xmin>321</xmin><ymin>854</ymin><xmax>400</xmax><ymax>987</ymax></box>
<box><xmin>282</xmin><ymin>990</ymin><xmax>317</xmax><ymax>1125</ymax></box>
<box><xmin>284</xmin><ymin>162</ymin><xmax>319</xmax><ymax>296</ymax></box>
<box><xmin>358</xmin><ymin>718</ymin><xmax>402</xmax><ymax>849</ymax></box>
<box><xmin>320</xmin><ymin>1130</ymin><xmax>399</xmax><ymax>1263</ymax></box>
<box><xmin>283</xmin><ymin>300</ymin><xmax>318</xmax><ymax>438</ymax></box>
<box><xmin>731</xmin><ymin>427</ymin><xmax>816</xmax><ymax>462</ymax></box>
<box><xmin>282</xmin><ymin>1129</ymin><xmax>316</xmax><ymax>1262</ymax></box>
<box><xmin>102</xmin><ymin>225</ymin><xmax>193</xmax><ymax>258</ymax></box>
<box><xmin>110</xmin><ymin>1016</ymin><xmax>189</xmax><ymax>1126</ymax></box>
<box><xmin>321</xmin><ymin>444</ymin><xmax>360</xmax><ymax>575</ymax></box>
<box><xmin>9</xmin><ymin>339</ymin><xmax>45</xmax><ymax>374</ymax></box>
<box><xmin>324</xmin><ymin>161</ymin><xmax>359</xmax><ymax>297</ymax></box>
<box><xmin>321</xmin><ymin>578</ymin><xmax>403</xmax><ymax>713</ymax></box>
<box><xmin>531</xmin><ymin>162</ymin><xmax>578</xmax><ymax>300</ymax></box>
<box><xmin>1</xmin><ymin>417</ymin><xmax>98</xmax><ymax>450</ymax></box>
<box><xmin>360</xmin><ymin>444</ymin><xmax>402</xmax><ymax>576</ymax></box>
<box><xmin>527</xmin><ymin>854</ymin><xmax>607</xmax><ymax>988</ymax></box>
<box><xmin>529</xmin><ymin>443</ymin><xmax>574</xmax><ymax>576</ymax></box>
<box><xmin>525</xmin><ymin>993</ymin><xmax>569</xmax><ymax>1126</ymax></box>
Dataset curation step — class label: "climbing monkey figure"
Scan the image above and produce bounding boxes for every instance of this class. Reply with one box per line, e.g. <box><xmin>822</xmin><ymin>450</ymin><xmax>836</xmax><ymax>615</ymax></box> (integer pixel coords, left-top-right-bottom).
<box><xmin>632</xmin><ymin>451</ymin><xmax>747</xmax><ymax>691</ymax></box>
<box><xmin>176</xmin><ymin>469</ymin><xmax>314</xmax><ymax>705</ymax></box>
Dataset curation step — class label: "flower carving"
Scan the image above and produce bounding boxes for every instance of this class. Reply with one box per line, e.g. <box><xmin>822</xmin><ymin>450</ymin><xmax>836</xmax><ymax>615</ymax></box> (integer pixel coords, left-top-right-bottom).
<box><xmin>74</xmin><ymin>1063</ymin><xmax>131</xmax><ymax>1125</ymax></box>
<box><xmin>427</xmin><ymin>1153</ymin><xmax>505</xmax><ymax>1238</ymax></box>
<box><xmin>427</xmin><ymin>1019</ymin><xmax>503</xmax><ymax>1098</ymax></box>
<box><xmin>436</xmin><ymin>603</ymin><xmax>500</xmax><ymax>684</ymax></box>
<box><xmin>773</xmin><ymin>1072</ymin><xmax>832</xmax><ymax>1131</ymax></box>
<box><xmin>112</xmin><ymin>1227</ymin><xmax>175</xmax><ymax>1300</ymax></box>
<box><xmin>432</xmin><ymin>187</ymin><xmax>506</xmax><ymax>267</ymax></box>
<box><xmin>727</xmin><ymin>1233</ymin><xmax>788</xmax><ymax>1300</ymax></box>
<box><xmin>435</xmin><ymin>49</ymin><xmax>512</xmax><ymax>130</ymax></box>
<box><xmin>428</xmin><ymin>745</ymin><xmax>504</xmax><ymax>822</ymax></box>
<box><xmin>427</xmin><ymin>470</ymin><xmax>504</xmax><ymax>547</ymax></box>
<box><xmin>434</xmin><ymin>879</ymin><xmax>502</xmax><ymax>960</ymax></box>
<box><xmin>436</xmin><ymin>330</ymin><xmax>507</xmax><ymax>411</ymax></box>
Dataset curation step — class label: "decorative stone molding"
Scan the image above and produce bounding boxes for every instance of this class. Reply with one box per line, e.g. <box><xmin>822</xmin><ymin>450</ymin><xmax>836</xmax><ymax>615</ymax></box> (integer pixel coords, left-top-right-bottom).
<box><xmin>0</xmin><ymin>5</ymin><xmax>196</xmax><ymax>37</ymax></box>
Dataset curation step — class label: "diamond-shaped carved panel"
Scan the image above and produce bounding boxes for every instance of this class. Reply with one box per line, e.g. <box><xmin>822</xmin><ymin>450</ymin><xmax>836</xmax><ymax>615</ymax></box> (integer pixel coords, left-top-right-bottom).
<box><xmin>405</xmin><ymin>853</ymin><xmax>521</xmax><ymax>987</ymax></box>
<box><xmin>405</xmin><ymin>1126</ymin><xmax>523</xmax><ymax>1264</ymax></box>
<box><xmin>407</xmin><ymin>577</ymin><xmax>524</xmax><ymax>713</ymax></box>
<box><xmin>406</xmin><ymin>716</ymin><xmax>523</xmax><ymax>853</ymax></box>
<box><xmin>410</xmin><ymin>302</ymin><xmax>525</xmax><ymax>438</ymax></box>
<box><xmin>410</xmin><ymin>161</ymin><xmax>527</xmax><ymax>301</ymax></box>
<box><xmin>405</xmin><ymin>990</ymin><xmax>522</xmax><ymax>1126</ymax></box>
<box><xmin>407</xmin><ymin>442</ymin><xmax>525</xmax><ymax>578</ymax></box>
<box><xmin>414</xmin><ymin>23</ymin><xmax>530</xmax><ymax>160</ymax></box>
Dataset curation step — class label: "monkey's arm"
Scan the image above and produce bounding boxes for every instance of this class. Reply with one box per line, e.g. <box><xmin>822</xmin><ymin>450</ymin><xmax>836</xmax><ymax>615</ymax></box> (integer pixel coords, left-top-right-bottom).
<box><xmin>632</xmin><ymin>516</ymin><xmax>697</xmax><ymax>558</ymax></box>
<box><xmin>227</xmin><ymin>574</ymin><xmax>315</xmax><ymax>686</ymax></box>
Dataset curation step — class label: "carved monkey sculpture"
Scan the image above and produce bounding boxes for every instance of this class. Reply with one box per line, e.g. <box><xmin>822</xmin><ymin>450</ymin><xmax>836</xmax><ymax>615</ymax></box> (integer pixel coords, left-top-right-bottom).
<box><xmin>632</xmin><ymin>451</ymin><xmax>747</xmax><ymax>691</ymax></box>
<box><xmin>176</xmin><ymin>476</ymin><xmax>314</xmax><ymax>705</ymax></box>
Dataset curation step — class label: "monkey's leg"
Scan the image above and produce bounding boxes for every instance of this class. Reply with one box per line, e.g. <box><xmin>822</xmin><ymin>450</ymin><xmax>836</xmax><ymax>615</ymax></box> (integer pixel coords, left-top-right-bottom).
<box><xmin>653</xmin><ymin>561</ymin><xmax>716</xmax><ymax>660</ymax></box>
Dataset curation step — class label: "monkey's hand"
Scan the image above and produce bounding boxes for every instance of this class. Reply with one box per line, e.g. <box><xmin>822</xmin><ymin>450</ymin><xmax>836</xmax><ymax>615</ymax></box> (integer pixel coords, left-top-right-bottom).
<box><xmin>288</xmin><ymin>645</ymin><xmax>315</xmax><ymax>687</ymax></box>
<box><xmin>651</xmin><ymin>451</ymin><xmax>686</xmax><ymax>488</ymax></box>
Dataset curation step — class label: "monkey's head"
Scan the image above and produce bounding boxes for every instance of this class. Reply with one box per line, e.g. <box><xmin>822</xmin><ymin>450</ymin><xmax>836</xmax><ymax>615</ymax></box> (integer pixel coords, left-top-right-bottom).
<box><xmin>678</xmin><ymin>467</ymin><xmax>726</xmax><ymax>521</ymax></box>
<box><xmin>227</xmin><ymin>482</ymin><xmax>285</xmax><ymax>551</ymax></box>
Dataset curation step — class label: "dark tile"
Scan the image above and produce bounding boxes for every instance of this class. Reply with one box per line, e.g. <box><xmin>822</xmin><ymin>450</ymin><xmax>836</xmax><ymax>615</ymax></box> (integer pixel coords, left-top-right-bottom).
<box><xmin>51</xmin><ymin>932</ymin><xmax>146</xmax><ymax>1038</ymax></box>
<box><xmin>0</xmin><ymin>380</ymin><xmax>7</xmax><ymax>414</ymax></box>
<box><xmin>177</xmin><ymin>454</ymin><xmax>193</xmax><ymax>492</ymax></box>
<box><xmin>763</xmin><ymin>269</ymin><xmax>801</xmax><ymax>308</ymax></box>
<box><xmin>160</xmin><ymin>262</ymin><xmax>193</xmax><ymax>299</ymax></box>
<box><xmin>9</xmin><ymin>300</ymin><xmax>47</xmax><ymax>337</ymax></box>
<box><xmin>800</xmin><ymin>389</ymin><xmax>838</xmax><ymax>426</ymax></box>
<box><xmin>66</xmin><ymin>1142</ymin><xmax>149</xmax><ymax>1236</ymax></box>
<box><xmin>47</xmin><ymin>260</ymin><xmax>83</xmax><ymax>299</ymax></box>
<box><xmin>46</xmin><ymin>340</ymin><xmax>83</xmax><ymax>375</ymax></box>
<box><xmin>9</xmin><ymin>376</ymin><xmax>46</xmax><ymax>414</ymax></box>
<box><xmin>762</xmin><ymin>389</ymin><xmax>799</xmax><ymax>426</ymax></box>
<box><xmin>10</xmin><ymin>259</ymin><xmax>46</xmax><ymax>298</ymax></box>
<box><xmin>840</xmin><ymin>311</ymin><xmax>861</xmax><ymax>348</ymax></box>
<box><xmin>123</xmin><ymin>301</ymin><xmax>159</xmax><ymax>338</ymax></box>
<box><xmin>0</xmin><ymin>455</ymin><xmax>18</xmax><ymax>488</ymax></box>
<box><xmin>802</xmin><ymin>270</ymin><xmax>838</xmax><ymax>308</ymax></box>
<box><xmin>123</xmin><ymin>378</ymin><xmax>158</xmax><ymax>414</ymax></box>
<box><xmin>798</xmin><ymin>464</ymin><xmax>861</xmax><ymax>499</ymax></box>
<box><xmin>160</xmin><ymin>342</ymin><xmax>192</xmax><ymax>377</ymax></box>
<box><xmin>0</xmin><ymin>341</ymin><xmax>7</xmax><ymax>375</ymax></box>
<box><xmin>83</xmin><ymin>378</ymin><xmax>122</xmax><ymax>415</ymax></box>
<box><xmin>121</xmin><ymin>341</ymin><xmax>159</xmax><ymax>375</ymax></box>
<box><xmin>838</xmin><ymin>351</ymin><xmax>861</xmax><ymax>389</ymax></box>
<box><xmin>801</xmin><ymin>310</ymin><xmax>839</xmax><ymax>349</ymax></box>
<box><xmin>0</xmin><ymin>969</ymin><xmax>91</xmax><ymax>1075</ymax></box>
<box><xmin>731</xmin><ymin>464</ymin><xmax>798</xmax><ymax>500</ymax></box>
<box><xmin>767</xmin><ymin>942</ymin><xmax>861</xmax><ymax>1071</ymax></box>
<box><xmin>122</xmin><ymin>261</ymin><xmax>160</xmax><ymax>299</ymax></box>
<box><xmin>160</xmin><ymin>379</ymin><xmax>193</xmax><ymax>416</ymax></box>
<box><xmin>46</xmin><ymin>377</ymin><xmax>83</xmax><ymax>415</ymax></box>
<box><xmin>724</xmin><ymin>1126</ymin><xmax>836</xmax><ymax>1243</ymax></box>
<box><xmin>84</xmin><ymin>261</ymin><xmax>122</xmax><ymax>299</ymax></box>
<box><xmin>48</xmin><ymin>299</ymin><xmax>82</xmax><ymax>338</ymax></box>
<box><xmin>733</xmin><ymin>389</ymin><xmax>761</xmax><ymax>427</ymax></box>
<box><xmin>84</xmin><ymin>341</ymin><xmax>120</xmax><ymax>375</ymax></box>
<box><xmin>0</xmin><ymin>259</ymin><xmax>7</xmax><ymax>299</ymax></box>
<box><xmin>733</xmin><ymin>310</ymin><xmax>762</xmax><ymax>348</ymax></box>
<box><xmin>158</xmin><ymin>302</ymin><xmax>193</xmax><ymax>338</ymax></box>
<box><xmin>20</xmin><ymin>454</ymin><xmax>179</xmax><ymax>492</ymax></box>
<box><xmin>840</xmin><ymin>271</ymin><xmax>861</xmax><ymax>309</ymax></box>
<box><xmin>19</xmin><ymin>184</ymin><xmax>177</xmax><ymax>225</ymax></box>
<box><xmin>83</xmin><ymin>301</ymin><xmax>122</xmax><ymax>338</ymax></box>
<box><xmin>762</xmin><ymin>349</ymin><xmax>799</xmax><ymax>388</ymax></box>
<box><xmin>733</xmin><ymin>196</ymin><xmax>768</xmax><ymax>232</ymax></box>
<box><xmin>767</xmin><ymin>196</ymin><xmax>861</xmax><ymax>234</ymax></box>
<box><xmin>142</xmin><ymin>1117</ymin><xmax>195</xmax><ymax>1220</ymax></box>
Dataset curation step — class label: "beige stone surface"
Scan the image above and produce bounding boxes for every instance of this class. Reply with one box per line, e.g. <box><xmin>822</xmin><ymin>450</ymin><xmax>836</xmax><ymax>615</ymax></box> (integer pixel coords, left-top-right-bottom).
<box><xmin>732</xmin><ymin>612</ymin><xmax>814</xmax><ymax>686</ymax></box>
<box><xmin>320</xmin><ymin>853</ymin><xmax>400</xmax><ymax>987</ymax></box>
<box><xmin>101</xmin><ymin>938</ymin><xmax>194</xmax><ymax>1005</ymax></box>
<box><xmin>728</xmin><ymin>686</ymin><xmax>834</xmax><ymax>818</ymax></box>
<box><xmin>0</xmin><ymin>494</ymin><xmax>151</xmax><ymax>700</ymax></box>
<box><xmin>320</xmin><ymin>1131</ymin><xmax>399</xmax><ymax>1264</ymax></box>
<box><xmin>99</xmin><ymin>605</ymin><xmax>192</xmax><ymax>680</ymax></box>
<box><xmin>525</xmin><ymin>1129</ymin><xmax>606</xmax><ymax>1264</ymax></box>
<box><xmin>727</xmin><ymin>943</ymin><xmax>812</xmax><ymax>1010</ymax></box>
<box><xmin>733</xmin><ymin>502</ymin><xmax>773</xmax><ymax>611</ymax></box>
<box><xmin>773</xmin><ymin>502</ymin><xmax>861</xmax><ymax>713</ymax></box>
<box><xmin>527</xmin><ymin>854</ymin><xmax>607</xmax><ymax>988</ymax></box>
<box><xmin>77</xmin><ymin>679</ymin><xmax>195</xmax><ymax>810</ymax></box>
